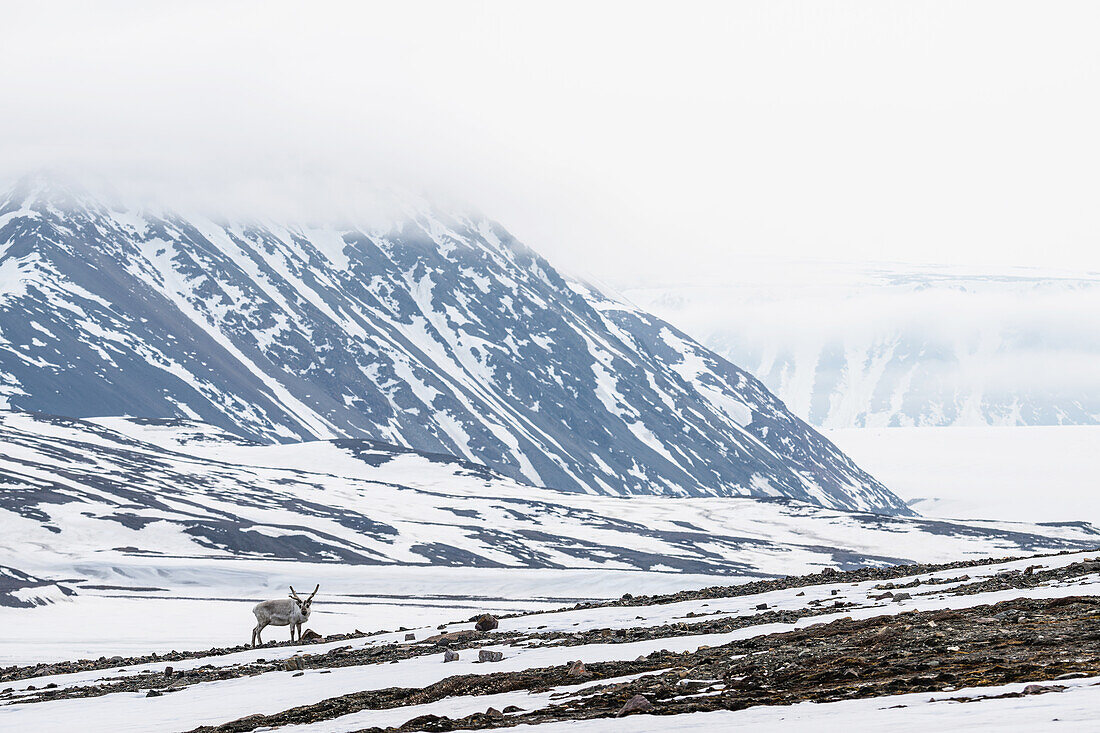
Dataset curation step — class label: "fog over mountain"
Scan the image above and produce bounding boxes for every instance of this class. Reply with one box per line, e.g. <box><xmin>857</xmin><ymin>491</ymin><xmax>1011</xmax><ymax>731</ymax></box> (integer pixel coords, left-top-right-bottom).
<box><xmin>2</xmin><ymin>2</ymin><xmax>1098</xmax><ymax>281</ymax></box>
<box><xmin>622</xmin><ymin>261</ymin><xmax>1100</xmax><ymax>428</ymax></box>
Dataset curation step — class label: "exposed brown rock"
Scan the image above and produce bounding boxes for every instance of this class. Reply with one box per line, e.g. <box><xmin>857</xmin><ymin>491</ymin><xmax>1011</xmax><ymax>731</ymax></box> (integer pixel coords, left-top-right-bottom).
<box><xmin>475</xmin><ymin>615</ymin><xmax>499</xmax><ymax>632</ymax></box>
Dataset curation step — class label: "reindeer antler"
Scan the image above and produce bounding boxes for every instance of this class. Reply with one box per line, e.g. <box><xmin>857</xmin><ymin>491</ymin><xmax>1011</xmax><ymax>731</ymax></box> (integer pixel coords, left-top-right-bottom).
<box><xmin>289</xmin><ymin>586</ymin><xmax>302</xmax><ymax>601</ymax></box>
<box><xmin>305</xmin><ymin>584</ymin><xmax>319</xmax><ymax>602</ymax></box>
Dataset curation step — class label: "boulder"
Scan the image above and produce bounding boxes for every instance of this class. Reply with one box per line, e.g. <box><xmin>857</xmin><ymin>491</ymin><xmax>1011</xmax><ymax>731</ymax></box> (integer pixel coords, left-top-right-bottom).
<box><xmin>478</xmin><ymin>650</ymin><xmax>504</xmax><ymax>663</ymax></box>
<box><xmin>475</xmin><ymin>614</ymin><xmax>499</xmax><ymax>632</ymax></box>
<box><xmin>300</xmin><ymin>629</ymin><xmax>322</xmax><ymax>642</ymax></box>
<box><xmin>443</xmin><ymin>649</ymin><xmax>459</xmax><ymax>662</ymax></box>
<box><xmin>425</xmin><ymin>629</ymin><xmax>481</xmax><ymax>645</ymax></box>
<box><xmin>567</xmin><ymin>660</ymin><xmax>587</xmax><ymax>676</ymax></box>
<box><xmin>616</xmin><ymin>694</ymin><xmax>655</xmax><ymax>716</ymax></box>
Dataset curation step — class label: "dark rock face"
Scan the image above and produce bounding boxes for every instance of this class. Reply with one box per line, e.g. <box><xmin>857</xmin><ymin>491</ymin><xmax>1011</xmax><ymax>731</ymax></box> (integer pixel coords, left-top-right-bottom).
<box><xmin>0</xmin><ymin>176</ymin><xmax>908</xmax><ymax>513</ymax></box>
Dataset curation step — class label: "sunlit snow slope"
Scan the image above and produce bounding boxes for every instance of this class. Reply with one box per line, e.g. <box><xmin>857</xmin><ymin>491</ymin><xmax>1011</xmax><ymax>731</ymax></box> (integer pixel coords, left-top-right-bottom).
<box><xmin>0</xmin><ymin>176</ymin><xmax>903</xmax><ymax>512</ymax></box>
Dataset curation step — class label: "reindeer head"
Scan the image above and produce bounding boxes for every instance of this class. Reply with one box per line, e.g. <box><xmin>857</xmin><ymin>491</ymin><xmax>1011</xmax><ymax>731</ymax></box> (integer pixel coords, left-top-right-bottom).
<box><xmin>288</xmin><ymin>584</ymin><xmax>319</xmax><ymax>619</ymax></box>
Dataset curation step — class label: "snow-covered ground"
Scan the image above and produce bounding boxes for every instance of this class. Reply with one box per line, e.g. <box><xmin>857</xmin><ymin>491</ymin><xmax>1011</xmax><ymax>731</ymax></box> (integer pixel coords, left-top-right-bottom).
<box><xmin>4</xmin><ymin>550</ymin><xmax>1099</xmax><ymax>732</ymax></box>
<box><xmin>827</xmin><ymin>425</ymin><xmax>1100</xmax><ymax>524</ymax></box>
<box><xmin>0</xmin><ymin>564</ymin><xmax>726</xmax><ymax>665</ymax></box>
<box><xmin>5</xmin><ymin>412</ymin><xmax>1099</xmax><ymax>667</ymax></box>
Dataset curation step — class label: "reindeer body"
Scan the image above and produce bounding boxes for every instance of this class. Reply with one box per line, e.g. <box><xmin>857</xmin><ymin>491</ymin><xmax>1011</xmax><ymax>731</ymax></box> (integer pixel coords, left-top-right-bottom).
<box><xmin>251</xmin><ymin>585</ymin><xmax>317</xmax><ymax>646</ymax></box>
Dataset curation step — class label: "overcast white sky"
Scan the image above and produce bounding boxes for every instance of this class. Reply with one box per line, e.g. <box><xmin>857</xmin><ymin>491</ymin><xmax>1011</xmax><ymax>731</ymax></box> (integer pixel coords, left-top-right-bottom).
<box><xmin>2</xmin><ymin>1</ymin><xmax>1098</xmax><ymax>280</ymax></box>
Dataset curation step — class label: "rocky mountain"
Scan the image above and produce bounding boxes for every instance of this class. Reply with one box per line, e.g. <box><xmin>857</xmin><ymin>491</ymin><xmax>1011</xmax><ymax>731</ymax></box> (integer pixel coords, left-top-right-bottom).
<box><xmin>0</xmin><ymin>176</ymin><xmax>906</xmax><ymax>513</ymax></box>
<box><xmin>623</xmin><ymin>262</ymin><xmax>1100</xmax><ymax>429</ymax></box>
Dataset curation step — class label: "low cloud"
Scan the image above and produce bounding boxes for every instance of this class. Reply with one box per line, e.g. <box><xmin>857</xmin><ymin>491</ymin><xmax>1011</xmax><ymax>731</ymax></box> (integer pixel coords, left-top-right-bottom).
<box><xmin>3</xmin><ymin>2</ymin><xmax>1099</xmax><ymax>280</ymax></box>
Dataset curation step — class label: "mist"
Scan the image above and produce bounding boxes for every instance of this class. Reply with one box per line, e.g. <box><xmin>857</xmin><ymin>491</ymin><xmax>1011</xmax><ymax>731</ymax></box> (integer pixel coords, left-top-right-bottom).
<box><xmin>3</xmin><ymin>1</ymin><xmax>1099</xmax><ymax>281</ymax></box>
<box><xmin>624</xmin><ymin>261</ymin><xmax>1100</xmax><ymax>426</ymax></box>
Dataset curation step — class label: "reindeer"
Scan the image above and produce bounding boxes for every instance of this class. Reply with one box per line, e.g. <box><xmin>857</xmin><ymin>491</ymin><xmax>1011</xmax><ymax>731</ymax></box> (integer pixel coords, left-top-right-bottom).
<box><xmin>251</xmin><ymin>584</ymin><xmax>319</xmax><ymax>646</ymax></box>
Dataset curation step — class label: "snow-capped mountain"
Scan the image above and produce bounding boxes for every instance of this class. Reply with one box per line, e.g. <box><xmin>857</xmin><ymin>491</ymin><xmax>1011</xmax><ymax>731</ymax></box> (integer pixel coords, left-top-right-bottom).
<box><xmin>622</xmin><ymin>261</ymin><xmax>1100</xmax><ymax>428</ymax></box>
<box><xmin>0</xmin><ymin>176</ymin><xmax>905</xmax><ymax>513</ymax></box>
<box><xmin>3</xmin><ymin>411</ymin><xmax>1095</xmax><ymax>590</ymax></box>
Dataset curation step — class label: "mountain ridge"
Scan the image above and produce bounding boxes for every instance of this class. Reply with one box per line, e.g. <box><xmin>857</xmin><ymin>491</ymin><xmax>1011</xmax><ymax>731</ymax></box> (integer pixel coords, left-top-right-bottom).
<box><xmin>0</xmin><ymin>176</ymin><xmax>907</xmax><ymax>514</ymax></box>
